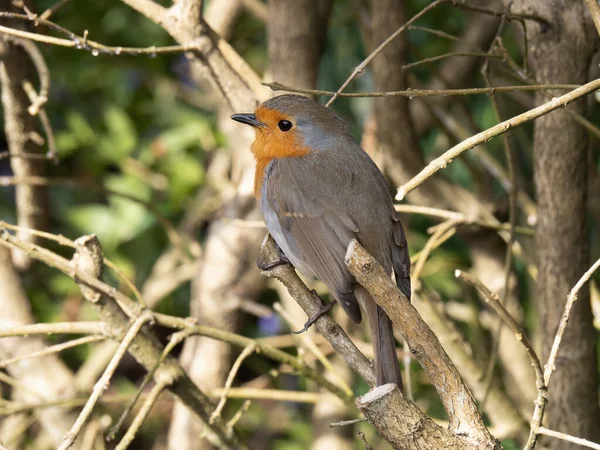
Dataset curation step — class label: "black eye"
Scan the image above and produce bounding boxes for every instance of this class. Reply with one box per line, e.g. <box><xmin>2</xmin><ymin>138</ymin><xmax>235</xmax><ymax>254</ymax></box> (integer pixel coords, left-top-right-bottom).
<box><xmin>278</xmin><ymin>120</ymin><xmax>293</xmax><ymax>132</ymax></box>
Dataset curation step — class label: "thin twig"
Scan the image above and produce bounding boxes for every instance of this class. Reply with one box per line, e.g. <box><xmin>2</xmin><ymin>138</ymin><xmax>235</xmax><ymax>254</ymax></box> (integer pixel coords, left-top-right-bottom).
<box><xmin>209</xmin><ymin>343</ymin><xmax>257</xmax><ymax>424</ymax></box>
<box><xmin>357</xmin><ymin>431</ymin><xmax>372</xmax><ymax>450</ymax></box>
<box><xmin>40</xmin><ymin>0</ymin><xmax>73</xmax><ymax>19</ymax></box>
<box><xmin>393</xmin><ymin>204</ymin><xmax>534</xmax><ymax>236</ymax></box>
<box><xmin>480</xmin><ymin>25</ymin><xmax>518</xmax><ymax>408</ymax></box>
<box><xmin>326</xmin><ymin>0</ymin><xmax>448</xmax><ymax>106</ymax></box>
<box><xmin>0</xmin><ymin>335</ymin><xmax>104</xmax><ymax>368</ymax></box>
<box><xmin>396</xmin><ymin>78</ymin><xmax>600</xmax><ymax>200</ymax></box>
<box><xmin>263</xmin><ymin>81</ymin><xmax>579</xmax><ymax>99</ymax></box>
<box><xmin>210</xmin><ymin>388</ymin><xmax>323</xmax><ymax>403</ymax></box>
<box><xmin>330</xmin><ymin>417</ymin><xmax>367</xmax><ymax>428</ymax></box>
<box><xmin>412</xmin><ymin>219</ymin><xmax>459</xmax><ymax>291</ymax></box>
<box><xmin>536</xmin><ymin>427</ymin><xmax>600</xmax><ymax>450</ymax></box>
<box><xmin>544</xmin><ymin>257</ymin><xmax>600</xmax><ymax>386</ymax></box>
<box><xmin>455</xmin><ymin>271</ymin><xmax>544</xmax><ymax>390</ymax></box>
<box><xmin>0</xmin><ymin>12</ymin><xmax>197</xmax><ymax>56</ymax></box>
<box><xmin>0</xmin><ymin>321</ymin><xmax>104</xmax><ymax>337</ymax></box>
<box><xmin>273</xmin><ymin>302</ymin><xmax>353</xmax><ymax>396</ymax></box>
<box><xmin>57</xmin><ymin>311</ymin><xmax>154</xmax><ymax>450</ymax></box>
<box><xmin>115</xmin><ymin>381</ymin><xmax>168</xmax><ymax>450</ymax></box>
<box><xmin>0</xmin><ymin>221</ymin><xmax>146</xmax><ymax>306</ymax></box>
<box><xmin>402</xmin><ymin>52</ymin><xmax>502</xmax><ymax>71</ymax></box>
<box><xmin>22</xmin><ymin>81</ymin><xmax>57</xmax><ymax>162</ymax></box>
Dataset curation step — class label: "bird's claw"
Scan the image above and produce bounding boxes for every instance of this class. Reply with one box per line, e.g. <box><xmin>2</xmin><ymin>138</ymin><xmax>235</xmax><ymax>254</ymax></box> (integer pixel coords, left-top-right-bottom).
<box><xmin>292</xmin><ymin>297</ymin><xmax>336</xmax><ymax>334</ymax></box>
<box><xmin>257</xmin><ymin>252</ymin><xmax>291</xmax><ymax>271</ymax></box>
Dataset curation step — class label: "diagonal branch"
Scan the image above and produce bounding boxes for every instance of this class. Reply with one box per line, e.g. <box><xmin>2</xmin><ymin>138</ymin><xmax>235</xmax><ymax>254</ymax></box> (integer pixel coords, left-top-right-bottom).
<box><xmin>396</xmin><ymin>77</ymin><xmax>600</xmax><ymax>200</ymax></box>
<box><xmin>345</xmin><ymin>240</ymin><xmax>499</xmax><ymax>449</ymax></box>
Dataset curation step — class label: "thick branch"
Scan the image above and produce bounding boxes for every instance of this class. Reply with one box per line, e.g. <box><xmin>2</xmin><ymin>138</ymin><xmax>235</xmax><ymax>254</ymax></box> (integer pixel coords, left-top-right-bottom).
<box><xmin>357</xmin><ymin>384</ymin><xmax>471</xmax><ymax>450</ymax></box>
<box><xmin>345</xmin><ymin>240</ymin><xmax>498</xmax><ymax>449</ymax></box>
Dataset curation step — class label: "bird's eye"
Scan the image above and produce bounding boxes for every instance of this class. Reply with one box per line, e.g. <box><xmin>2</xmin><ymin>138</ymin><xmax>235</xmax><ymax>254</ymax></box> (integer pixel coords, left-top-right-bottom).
<box><xmin>278</xmin><ymin>120</ymin><xmax>293</xmax><ymax>132</ymax></box>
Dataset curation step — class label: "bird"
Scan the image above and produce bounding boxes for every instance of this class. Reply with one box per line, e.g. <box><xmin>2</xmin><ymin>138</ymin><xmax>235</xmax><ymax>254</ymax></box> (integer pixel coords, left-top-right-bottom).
<box><xmin>231</xmin><ymin>94</ymin><xmax>411</xmax><ymax>388</ymax></box>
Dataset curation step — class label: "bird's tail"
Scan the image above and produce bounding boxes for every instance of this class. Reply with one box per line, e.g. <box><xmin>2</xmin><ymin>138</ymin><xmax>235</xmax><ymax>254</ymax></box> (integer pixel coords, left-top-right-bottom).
<box><xmin>356</xmin><ymin>287</ymin><xmax>402</xmax><ymax>388</ymax></box>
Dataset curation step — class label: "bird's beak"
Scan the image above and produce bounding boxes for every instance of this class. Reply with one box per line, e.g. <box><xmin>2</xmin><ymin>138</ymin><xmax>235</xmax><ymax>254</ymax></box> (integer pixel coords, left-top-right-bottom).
<box><xmin>231</xmin><ymin>113</ymin><xmax>265</xmax><ymax>128</ymax></box>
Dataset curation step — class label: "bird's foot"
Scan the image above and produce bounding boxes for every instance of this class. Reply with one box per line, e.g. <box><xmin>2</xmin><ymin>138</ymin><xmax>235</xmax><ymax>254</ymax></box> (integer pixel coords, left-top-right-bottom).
<box><xmin>292</xmin><ymin>293</ymin><xmax>336</xmax><ymax>334</ymax></box>
<box><xmin>257</xmin><ymin>251</ymin><xmax>290</xmax><ymax>271</ymax></box>
<box><xmin>257</xmin><ymin>240</ymin><xmax>291</xmax><ymax>271</ymax></box>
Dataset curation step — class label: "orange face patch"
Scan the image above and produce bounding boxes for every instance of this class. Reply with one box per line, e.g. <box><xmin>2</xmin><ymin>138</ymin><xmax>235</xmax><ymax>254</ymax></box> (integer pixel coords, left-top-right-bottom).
<box><xmin>251</xmin><ymin>106</ymin><xmax>310</xmax><ymax>198</ymax></box>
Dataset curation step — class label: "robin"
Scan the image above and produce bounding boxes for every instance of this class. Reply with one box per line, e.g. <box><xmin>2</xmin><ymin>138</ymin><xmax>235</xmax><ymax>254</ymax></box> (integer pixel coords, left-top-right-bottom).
<box><xmin>231</xmin><ymin>94</ymin><xmax>411</xmax><ymax>388</ymax></box>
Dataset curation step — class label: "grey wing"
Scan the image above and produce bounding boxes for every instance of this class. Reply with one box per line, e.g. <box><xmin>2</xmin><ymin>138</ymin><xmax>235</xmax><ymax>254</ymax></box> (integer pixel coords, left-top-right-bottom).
<box><xmin>263</xmin><ymin>160</ymin><xmax>363</xmax><ymax>323</ymax></box>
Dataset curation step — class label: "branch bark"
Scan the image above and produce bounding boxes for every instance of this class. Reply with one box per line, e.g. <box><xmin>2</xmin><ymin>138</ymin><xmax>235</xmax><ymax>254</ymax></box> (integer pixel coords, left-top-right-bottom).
<box><xmin>345</xmin><ymin>240</ymin><xmax>499</xmax><ymax>449</ymax></box>
<box><xmin>357</xmin><ymin>384</ymin><xmax>468</xmax><ymax>450</ymax></box>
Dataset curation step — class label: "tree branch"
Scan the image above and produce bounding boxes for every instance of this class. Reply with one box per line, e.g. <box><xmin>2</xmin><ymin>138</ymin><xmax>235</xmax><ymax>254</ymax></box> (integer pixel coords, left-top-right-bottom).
<box><xmin>345</xmin><ymin>240</ymin><xmax>499</xmax><ymax>448</ymax></box>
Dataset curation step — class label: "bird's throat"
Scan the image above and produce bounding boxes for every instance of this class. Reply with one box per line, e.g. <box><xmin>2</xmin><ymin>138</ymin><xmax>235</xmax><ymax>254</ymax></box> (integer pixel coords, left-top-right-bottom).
<box><xmin>254</xmin><ymin>157</ymin><xmax>272</xmax><ymax>200</ymax></box>
<box><xmin>251</xmin><ymin>129</ymin><xmax>309</xmax><ymax>199</ymax></box>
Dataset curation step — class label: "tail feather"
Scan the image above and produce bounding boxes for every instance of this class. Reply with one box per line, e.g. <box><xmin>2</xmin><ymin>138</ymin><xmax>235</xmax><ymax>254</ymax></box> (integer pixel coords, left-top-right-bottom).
<box><xmin>356</xmin><ymin>287</ymin><xmax>402</xmax><ymax>388</ymax></box>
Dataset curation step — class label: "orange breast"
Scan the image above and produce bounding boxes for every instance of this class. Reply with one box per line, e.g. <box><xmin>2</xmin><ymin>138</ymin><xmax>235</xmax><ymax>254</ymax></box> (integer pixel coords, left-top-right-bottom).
<box><xmin>251</xmin><ymin>107</ymin><xmax>309</xmax><ymax>199</ymax></box>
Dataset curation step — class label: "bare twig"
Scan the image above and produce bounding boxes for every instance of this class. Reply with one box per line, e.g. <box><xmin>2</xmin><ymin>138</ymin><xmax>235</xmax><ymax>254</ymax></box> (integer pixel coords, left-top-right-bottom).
<box><xmin>536</xmin><ymin>427</ymin><xmax>600</xmax><ymax>450</ymax></box>
<box><xmin>0</xmin><ymin>220</ymin><xmax>146</xmax><ymax>306</ymax></box>
<box><xmin>264</xmin><ymin>81</ymin><xmax>578</xmax><ymax>98</ymax></box>
<box><xmin>357</xmin><ymin>431</ymin><xmax>371</xmax><ymax>450</ymax></box>
<box><xmin>396</xmin><ymin>78</ymin><xmax>600</xmax><ymax>200</ymax></box>
<box><xmin>40</xmin><ymin>0</ymin><xmax>73</xmax><ymax>19</ymax></box>
<box><xmin>326</xmin><ymin>0</ymin><xmax>447</xmax><ymax>106</ymax></box>
<box><xmin>544</xmin><ymin>257</ymin><xmax>600</xmax><ymax>386</ymax></box>
<box><xmin>455</xmin><ymin>271</ymin><xmax>544</xmax><ymax>390</ymax></box>
<box><xmin>209</xmin><ymin>388</ymin><xmax>322</xmax><ymax>403</ymax></box>
<box><xmin>0</xmin><ymin>12</ymin><xmax>199</xmax><ymax>56</ymax></box>
<box><xmin>412</xmin><ymin>219</ymin><xmax>459</xmax><ymax>291</ymax></box>
<box><xmin>115</xmin><ymin>381</ymin><xmax>168</xmax><ymax>450</ymax></box>
<box><xmin>0</xmin><ymin>335</ymin><xmax>104</xmax><ymax>368</ymax></box>
<box><xmin>0</xmin><ymin>321</ymin><xmax>104</xmax><ymax>337</ymax></box>
<box><xmin>209</xmin><ymin>343</ymin><xmax>256</xmax><ymax>424</ymax></box>
<box><xmin>57</xmin><ymin>311</ymin><xmax>154</xmax><ymax>450</ymax></box>
<box><xmin>329</xmin><ymin>418</ymin><xmax>367</xmax><ymax>428</ymax></box>
<box><xmin>394</xmin><ymin>204</ymin><xmax>534</xmax><ymax>236</ymax></box>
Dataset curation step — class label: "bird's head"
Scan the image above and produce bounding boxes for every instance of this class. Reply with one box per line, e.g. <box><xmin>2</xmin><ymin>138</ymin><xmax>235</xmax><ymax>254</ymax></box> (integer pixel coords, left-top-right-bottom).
<box><xmin>231</xmin><ymin>94</ymin><xmax>352</xmax><ymax>160</ymax></box>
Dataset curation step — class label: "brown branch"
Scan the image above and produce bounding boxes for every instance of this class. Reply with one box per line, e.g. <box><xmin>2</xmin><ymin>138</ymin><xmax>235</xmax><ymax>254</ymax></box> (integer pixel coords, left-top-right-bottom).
<box><xmin>345</xmin><ymin>240</ymin><xmax>498</xmax><ymax>448</ymax></box>
<box><xmin>260</xmin><ymin>236</ymin><xmax>376</xmax><ymax>387</ymax></box>
<box><xmin>356</xmin><ymin>384</ymin><xmax>470</xmax><ymax>449</ymax></box>
<box><xmin>396</xmin><ymin>77</ymin><xmax>600</xmax><ymax>200</ymax></box>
